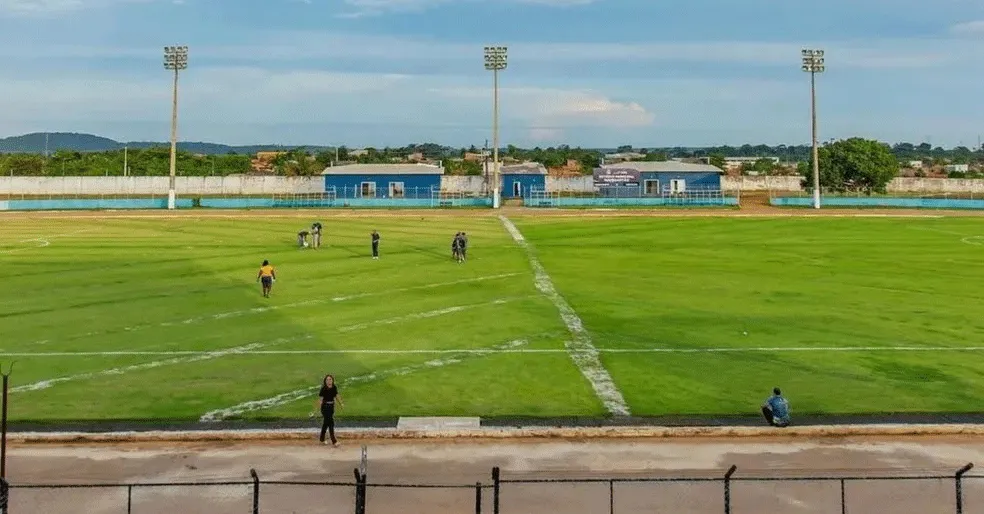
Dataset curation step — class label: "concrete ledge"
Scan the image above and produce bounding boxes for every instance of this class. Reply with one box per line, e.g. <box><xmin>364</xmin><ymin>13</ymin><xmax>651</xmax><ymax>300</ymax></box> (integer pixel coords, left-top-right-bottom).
<box><xmin>10</xmin><ymin>423</ymin><xmax>984</xmax><ymax>444</ymax></box>
<box><xmin>397</xmin><ymin>417</ymin><xmax>481</xmax><ymax>430</ymax></box>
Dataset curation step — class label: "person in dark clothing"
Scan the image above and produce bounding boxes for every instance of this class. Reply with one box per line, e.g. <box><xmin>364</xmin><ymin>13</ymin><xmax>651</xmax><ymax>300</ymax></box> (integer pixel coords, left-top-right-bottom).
<box><xmin>314</xmin><ymin>374</ymin><xmax>343</xmax><ymax>446</ymax></box>
<box><xmin>297</xmin><ymin>230</ymin><xmax>310</xmax><ymax>248</ymax></box>
<box><xmin>371</xmin><ymin>230</ymin><xmax>380</xmax><ymax>260</ymax></box>
<box><xmin>458</xmin><ymin>232</ymin><xmax>468</xmax><ymax>262</ymax></box>
<box><xmin>452</xmin><ymin>232</ymin><xmax>461</xmax><ymax>262</ymax></box>
<box><xmin>311</xmin><ymin>222</ymin><xmax>323</xmax><ymax>249</ymax></box>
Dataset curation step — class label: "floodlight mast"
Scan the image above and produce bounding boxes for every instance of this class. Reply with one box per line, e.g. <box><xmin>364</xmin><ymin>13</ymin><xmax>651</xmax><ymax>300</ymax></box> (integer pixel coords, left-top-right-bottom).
<box><xmin>163</xmin><ymin>46</ymin><xmax>188</xmax><ymax>210</ymax></box>
<box><xmin>484</xmin><ymin>46</ymin><xmax>507</xmax><ymax>209</ymax></box>
<box><xmin>801</xmin><ymin>49</ymin><xmax>825</xmax><ymax>209</ymax></box>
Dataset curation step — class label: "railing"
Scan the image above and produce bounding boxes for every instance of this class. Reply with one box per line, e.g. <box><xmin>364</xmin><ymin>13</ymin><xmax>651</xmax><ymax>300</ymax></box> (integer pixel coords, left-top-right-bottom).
<box><xmin>4</xmin><ymin>463</ymin><xmax>978</xmax><ymax>514</ymax></box>
<box><xmin>528</xmin><ymin>186</ymin><xmax>737</xmax><ymax>207</ymax></box>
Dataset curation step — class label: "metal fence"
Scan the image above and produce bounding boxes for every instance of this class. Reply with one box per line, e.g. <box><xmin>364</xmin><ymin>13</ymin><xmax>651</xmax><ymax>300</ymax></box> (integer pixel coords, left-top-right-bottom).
<box><xmin>2</xmin><ymin>463</ymin><xmax>979</xmax><ymax>514</ymax></box>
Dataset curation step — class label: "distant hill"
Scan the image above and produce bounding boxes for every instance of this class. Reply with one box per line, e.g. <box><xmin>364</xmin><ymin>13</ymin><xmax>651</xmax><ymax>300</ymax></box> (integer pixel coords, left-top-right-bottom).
<box><xmin>0</xmin><ymin>132</ymin><xmax>331</xmax><ymax>155</ymax></box>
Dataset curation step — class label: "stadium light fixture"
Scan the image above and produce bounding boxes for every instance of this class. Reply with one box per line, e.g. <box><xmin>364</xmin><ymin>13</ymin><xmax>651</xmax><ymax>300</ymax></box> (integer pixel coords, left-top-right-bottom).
<box><xmin>163</xmin><ymin>45</ymin><xmax>188</xmax><ymax>210</ymax></box>
<box><xmin>802</xmin><ymin>49</ymin><xmax>824</xmax><ymax>209</ymax></box>
<box><xmin>484</xmin><ymin>46</ymin><xmax>507</xmax><ymax>209</ymax></box>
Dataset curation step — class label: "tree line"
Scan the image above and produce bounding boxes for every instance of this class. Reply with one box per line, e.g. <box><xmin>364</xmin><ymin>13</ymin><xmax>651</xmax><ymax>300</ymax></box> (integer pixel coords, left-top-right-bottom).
<box><xmin>2</xmin><ymin>140</ymin><xmax>983</xmax><ymax>184</ymax></box>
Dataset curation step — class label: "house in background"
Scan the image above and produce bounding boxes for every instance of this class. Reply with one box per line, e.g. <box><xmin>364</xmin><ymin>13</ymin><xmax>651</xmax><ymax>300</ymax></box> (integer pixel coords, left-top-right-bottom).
<box><xmin>598</xmin><ymin>161</ymin><xmax>724</xmax><ymax>194</ymax></box>
<box><xmin>321</xmin><ymin>163</ymin><xmax>444</xmax><ymax>198</ymax></box>
<box><xmin>490</xmin><ymin>162</ymin><xmax>548</xmax><ymax>198</ymax></box>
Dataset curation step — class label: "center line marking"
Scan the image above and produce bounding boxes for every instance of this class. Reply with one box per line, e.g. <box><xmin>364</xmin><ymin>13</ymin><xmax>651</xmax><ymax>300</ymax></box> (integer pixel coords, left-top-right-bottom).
<box><xmin>498</xmin><ymin>215</ymin><xmax>630</xmax><ymax>416</ymax></box>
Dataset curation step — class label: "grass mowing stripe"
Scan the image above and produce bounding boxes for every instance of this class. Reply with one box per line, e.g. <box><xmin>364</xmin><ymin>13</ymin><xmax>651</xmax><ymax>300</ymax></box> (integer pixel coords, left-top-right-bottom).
<box><xmin>336</xmin><ymin>296</ymin><xmax>530</xmax><ymax>332</ymax></box>
<box><xmin>200</xmin><ymin>339</ymin><xmax>530</xmax><ymax>421</ymax></box>
<box><xmin>13</xmin><ymin>273</ymin><xmax>521</xmax><ymax>347</ymax></box>
<box><xmin>10</xmin><ymin>346</ymin><xmax>984</xmax><ymax>357</ymax></box>
<box><xmin>11</xmin><ymin>336</ymin><xmax>316</xmax><ymax>393</ymax></box>
<box><xmin>498</xmin><ymin>215</ymin><xmax>630</xmax><ymax>417</ymax></box>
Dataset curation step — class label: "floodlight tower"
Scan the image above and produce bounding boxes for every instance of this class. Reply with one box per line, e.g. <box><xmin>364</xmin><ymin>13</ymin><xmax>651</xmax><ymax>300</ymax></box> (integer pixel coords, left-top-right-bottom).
<box><xmin>802</xmin><ymin>49</ymin><xmax>825</xmax><ymax>209</ymax></box>
<box><xmin>164</xmin><ymin>46</ymin><xmax>188</xmax><ymax>210</ymax></box>
<box><xmin>484</xmin><ymin>46</ymin><xmax>507</xmax><ymax>209</ymax></box>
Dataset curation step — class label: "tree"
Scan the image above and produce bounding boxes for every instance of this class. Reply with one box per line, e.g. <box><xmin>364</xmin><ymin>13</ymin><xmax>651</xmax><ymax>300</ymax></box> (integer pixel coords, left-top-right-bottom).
<box><xmin>708</xmin><ymin>154</ymin><xmax>726</xmax><ymax>170</ymax></box>
<box><xmin>807</xmin><ymin>138</ymin><xmax>899</xmax><ymax>194</ymax></box>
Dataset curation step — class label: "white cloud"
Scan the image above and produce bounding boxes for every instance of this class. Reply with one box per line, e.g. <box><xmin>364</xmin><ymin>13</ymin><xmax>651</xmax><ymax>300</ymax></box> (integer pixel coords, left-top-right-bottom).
<box><xmin>430</xmin><ymin>86</ymin><xmax>654</xmax><ymax>142</ymax></box>
<box><xmin>0</xmin><ymin>0</ymin><xmax>151</xmax><ymax>15</ymax></box>
<box><xmin>951</xmin><ymin>20</ymin><xmax>984</xmax><ymax>36</ymax></box>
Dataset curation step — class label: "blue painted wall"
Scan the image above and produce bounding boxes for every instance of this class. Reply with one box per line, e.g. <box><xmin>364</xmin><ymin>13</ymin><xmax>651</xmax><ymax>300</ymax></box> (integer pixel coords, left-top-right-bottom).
<box><xmin>5</xmin><ymin>198</ymin><xmax>194</xmax><ymax>210</ymax></box>
<box><xmin>502</xmin><ymin>174</ymin><xmax>547</xmax><ymax>198</ymax></box>
<box><xmin>324</xmin><ymin>174</ymin><xmax>441</xmax><ymax>198</ymax></box>
<box><xmin>772</xmin><ymin>197</ymin><xmax>984</xmax><ymax>210</ymax></box>
<box><xmin>638</xmin><ymin>172</ymin><xmax>721</xmax><ymax>192</ymax></box>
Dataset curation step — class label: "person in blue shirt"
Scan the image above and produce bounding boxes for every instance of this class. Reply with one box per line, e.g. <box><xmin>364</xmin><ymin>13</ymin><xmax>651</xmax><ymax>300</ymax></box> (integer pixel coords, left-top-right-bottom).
<box><xmin>761</xmin><ymin>387</ymin><xmax>790</xmax><ymax>427</ymax></box>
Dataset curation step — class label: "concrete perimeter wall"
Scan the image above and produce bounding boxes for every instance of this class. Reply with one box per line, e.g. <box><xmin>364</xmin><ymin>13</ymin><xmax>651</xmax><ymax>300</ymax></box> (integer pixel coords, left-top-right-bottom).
<box><xmin>3</xmin><ymin>175</ymin><xmax>984</xmax><ymax>196</ymax></box>
<box><xmin>0</xmin><ymin>176</ymin><xmax>325</xmax><ymax>196</ymax></box>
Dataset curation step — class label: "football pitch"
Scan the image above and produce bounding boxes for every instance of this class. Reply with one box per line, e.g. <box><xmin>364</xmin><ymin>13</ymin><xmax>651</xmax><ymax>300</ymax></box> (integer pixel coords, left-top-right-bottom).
<box><xmin>1</xmin><ymin>212</ymin><xmax>983</xmax><ymax>424</ymax></box>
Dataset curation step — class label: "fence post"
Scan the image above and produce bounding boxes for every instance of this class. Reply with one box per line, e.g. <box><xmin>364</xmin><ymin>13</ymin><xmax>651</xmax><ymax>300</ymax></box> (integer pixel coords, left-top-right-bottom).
<box><xmin>127</xmin><ymin>484</ymin><xmax>133</xmax><ymax>514</ymax></box>
<box><xmin>723</xmin><ymin>465</ymin><xmax>737</xmax><ymax>514</ymax></box>
<box><xmin>475</xmin><ymin>482</ymin><xmax>482</xmax><ymax>514</ymax></box>
<box><xmin>609</xmin><ymin>479</ymin><xmax>615</xmax><ymax>514</ymax></box>
<box><xmin>0</xmin><ymin>477</ymin><xmax>8</xmax><ymax>514</ymax></box>
<box><xmin>250</xmin><ymin>469</ymin><xmax>259</xmax><ymax>514</ymax></box>
<box><xmin>353</xmin><ymin>468</ymin><xmax>367</xmax><ymax>514</ymax></box>
<box><xmin>840</xmin><ymin>478</ymin><xmax>846</xmax><ymax>514</ymax></box>
<box><xmin>492</xmin><ymin>467</ymin><xmax>501</xmax><ymax>514</ymax></box>
<box><xmin>956</xmin><ymin>463</ymin><xmax>973</xmax><ymax>514</ymax></box>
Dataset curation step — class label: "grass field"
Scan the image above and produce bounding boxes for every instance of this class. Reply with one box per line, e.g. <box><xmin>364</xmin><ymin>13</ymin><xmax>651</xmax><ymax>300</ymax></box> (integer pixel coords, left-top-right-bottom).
<box><xmin>1</xmin><ymin>212</ymin><xmax>983</xmax><ymax>423</ymax></box>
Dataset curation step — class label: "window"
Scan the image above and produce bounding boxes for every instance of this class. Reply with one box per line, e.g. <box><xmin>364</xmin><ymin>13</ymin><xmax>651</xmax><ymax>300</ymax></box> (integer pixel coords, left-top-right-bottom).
<box><xmin>361</xmin><ymin>182</ymin><xmax>376</xmax><ymax>198</ymax></box>
<box><xmin>389</xmin><ymin>182</ymin><xmax>405</xmax><ymax>198</ymax></box>
<box><xmin>513</xmin><ymin>181</ymin><xmax>522</xmax><ymax>197</ymax></box>
<box><xmin>670</xmin><ymin>179</ymin><xmax>686</xmax><ymax>194</ymax></box>
<box><xmin>644</xmin><ymin>179</ymin><xmax>660</xmax><ymax>195</ymax></box>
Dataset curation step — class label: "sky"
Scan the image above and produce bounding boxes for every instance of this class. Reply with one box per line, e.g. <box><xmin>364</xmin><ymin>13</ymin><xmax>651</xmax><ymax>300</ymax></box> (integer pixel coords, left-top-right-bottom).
<box><xmin>0</xmin><ymin>0</ymin><xmax>983</xmax><ymax>148</ymax></box>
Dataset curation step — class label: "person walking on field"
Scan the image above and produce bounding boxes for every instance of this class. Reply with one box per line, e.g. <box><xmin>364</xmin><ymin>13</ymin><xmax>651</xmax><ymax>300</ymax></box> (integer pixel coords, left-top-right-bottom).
<box><xmin>257</xmin><ymin>260</ymin><xmax>276</xmax><ymax>298</ymax></box>
<box><xmin>371</xmin><ymin>230</ymin><xmax>380</xmax><ymax>260</ymax></box>
<box><xmin>313</xmin><ymin>374</ymin><xmax>343</xmax><ymax>446</ymax></box>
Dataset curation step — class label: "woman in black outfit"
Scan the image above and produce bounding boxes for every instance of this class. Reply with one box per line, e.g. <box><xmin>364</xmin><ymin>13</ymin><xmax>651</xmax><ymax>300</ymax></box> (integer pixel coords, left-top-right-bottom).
<box><xmin>315</xmin><ymin>374</ymin><xmax>343</xmax><ymax>446</ymax></box>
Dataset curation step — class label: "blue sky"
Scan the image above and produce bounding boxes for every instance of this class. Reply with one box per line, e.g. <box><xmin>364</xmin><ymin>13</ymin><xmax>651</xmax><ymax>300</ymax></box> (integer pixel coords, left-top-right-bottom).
<box><xmin>0</xmin><ymin>0</ymin><xmax>983</xmax><ymax>148</ymax></box>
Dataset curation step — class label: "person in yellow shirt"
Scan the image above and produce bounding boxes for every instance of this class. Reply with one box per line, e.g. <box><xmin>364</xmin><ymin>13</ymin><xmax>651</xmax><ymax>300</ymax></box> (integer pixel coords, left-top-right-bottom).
<box><xmin>257</xmin><ymin>260</ymin><xmax>276</xmax><ymax>298</ymax></box>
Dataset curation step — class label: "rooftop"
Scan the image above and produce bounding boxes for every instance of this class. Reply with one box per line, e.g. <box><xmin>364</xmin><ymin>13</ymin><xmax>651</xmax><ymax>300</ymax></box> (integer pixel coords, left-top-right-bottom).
<box><xmin>499</xmin><ymin>162</ymin><xmax>548</xmax><ymax>175</ymax></box>
<box><xmin>322</xmin><ymin>163</ymin><xmax>444</xmax><ymax>175</ymax></box>
<box><xmin>601</xmin><ymin>161</ymin><xmax>723</xmax><ymax>173</ymax></box>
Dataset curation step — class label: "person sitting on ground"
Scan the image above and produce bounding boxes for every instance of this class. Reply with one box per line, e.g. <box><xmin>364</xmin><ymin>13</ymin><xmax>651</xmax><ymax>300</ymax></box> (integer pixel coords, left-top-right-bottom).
<box><xmin>761</xmin><ymin>387</ymin><xmax>790</xmax><ymax>427</ymax></box>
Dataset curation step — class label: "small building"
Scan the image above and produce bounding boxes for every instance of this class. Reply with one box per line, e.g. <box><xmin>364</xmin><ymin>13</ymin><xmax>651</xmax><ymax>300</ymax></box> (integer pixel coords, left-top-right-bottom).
<box><xmin>597</xmin><ymin>161</ymin><xmax>723</xmax><ymax>194</ymax></box>
<box><xmin>490</xmin><ymin>162</ymin><xmax>548</xmax><ymax>198</ymax></box>
<box><xmin>908</xmin><ymin>160</ymin><xmax>924</xmax><ymax>169</ymax></box>
<box><xmin>944</xmin><ymin>164</ymin><xmax>970</xmax><ymax>173</ymax></box>
<box><xmin>322</xmin><ymin>163</ymin><xmax>444</xmax><ymax>198</ymax></box>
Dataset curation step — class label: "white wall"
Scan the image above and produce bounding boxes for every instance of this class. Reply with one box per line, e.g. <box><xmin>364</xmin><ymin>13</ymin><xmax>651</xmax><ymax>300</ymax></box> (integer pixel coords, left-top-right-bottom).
<box><xmin>0</xmin><ymin>175</ymin><xmax>324</xmax><ymax>196</ymax></box>
<box><xmin>440</xmin><ymin>176</ymin><xmax>487</xmax><ymax>194</ymax></box>
<box><xmin>4</xmin><ymin>175</ymin><xmax>984</xmax><ymax>196</ymax></box>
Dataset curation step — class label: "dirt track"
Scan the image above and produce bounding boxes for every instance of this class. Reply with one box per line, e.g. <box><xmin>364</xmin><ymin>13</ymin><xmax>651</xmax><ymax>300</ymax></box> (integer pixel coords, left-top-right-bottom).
<box><xmin>8</xmin><ymin>436</ymin><xmax>984</xmax><ymax>514</ymax></box>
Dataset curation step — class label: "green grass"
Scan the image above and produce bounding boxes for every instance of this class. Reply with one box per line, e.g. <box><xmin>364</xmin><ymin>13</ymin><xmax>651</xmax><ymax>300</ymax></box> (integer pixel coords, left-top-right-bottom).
<box><xmin>1</xmin><ymin>214</ymin><xmax>983</xmax><ymax>422</ymax></box>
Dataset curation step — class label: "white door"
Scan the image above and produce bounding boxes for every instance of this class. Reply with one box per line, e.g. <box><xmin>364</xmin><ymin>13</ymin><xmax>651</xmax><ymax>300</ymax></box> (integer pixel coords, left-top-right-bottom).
<box><xmin>670</xmin><ymin>179</ymin><xmax>686</xmax><ymax>194</ymax></box>
<box><xmin>513</xmin><ymin>181</ymin><xmax>522</xmax><ymax>197</ymax></box>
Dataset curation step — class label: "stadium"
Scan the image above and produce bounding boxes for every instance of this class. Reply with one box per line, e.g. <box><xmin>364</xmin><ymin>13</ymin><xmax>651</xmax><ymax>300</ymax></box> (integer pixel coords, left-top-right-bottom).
<box><xmin>4</xmin><ymin>3</ymin><xmax>984</xmax><ymax>513</ymax></box>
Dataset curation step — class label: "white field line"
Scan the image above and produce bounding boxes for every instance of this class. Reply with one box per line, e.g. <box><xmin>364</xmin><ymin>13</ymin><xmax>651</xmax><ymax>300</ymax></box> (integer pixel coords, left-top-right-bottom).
<box><xmin>0</xmin><ymin>228</ymin><xmax>90</xmax><ymax>254</ymax></box>
<box><xmin>497</xmin><ymin>215</ymin><xmax>630</xmax><ymax>417</ymax></box>
<box><xmin>336</xmin><ymin>297</ymin><xmax>525</xmax><ymax>333</ymax></box>
<box><xmin>961</xmin><ymin>236</ymin><xmax>984</xmax><ymax>246</ymax></box>
<box><xmin>199</xmin><ymin>339</ymin><xmax>529</xmax><ymax>422</ymax></box>
<box><xmin>30</xmin><ymin>273</ymin><xmax>520</xmax><ymax>344</ymax></box>
<box><xmin>11</xmin><ymin>335</ymin><xmax>313</xmax><ymax>393</ymax></box>
<box><xmin>9</xmin><ymin>346</ymin><xmax>984</xmax><ymax>358</ymax></box>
